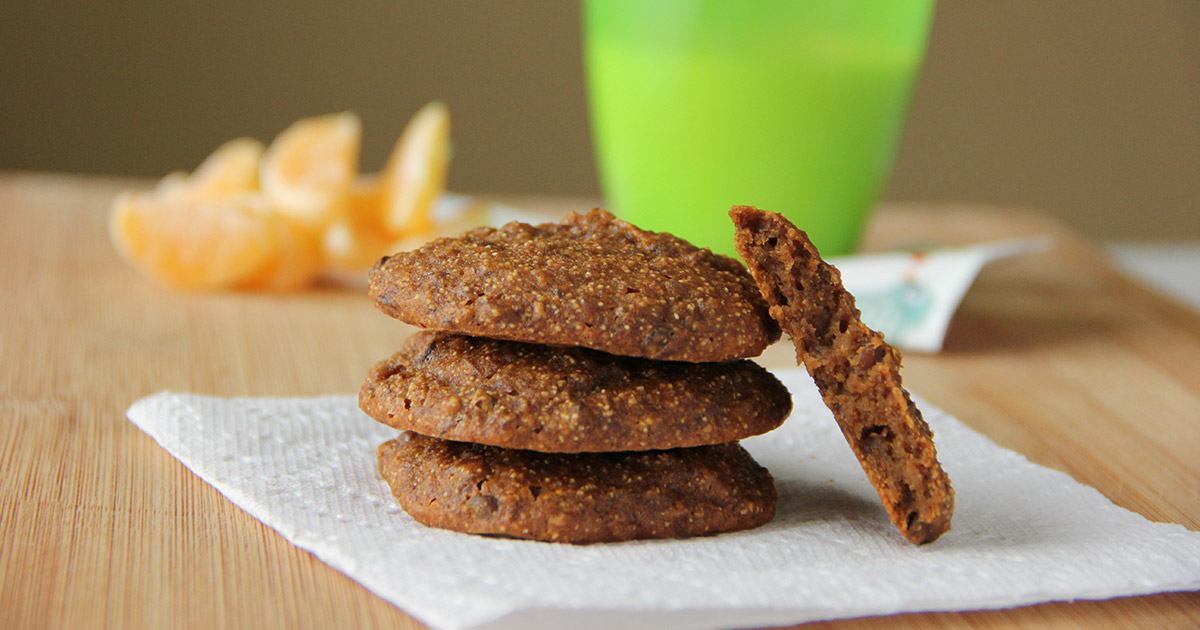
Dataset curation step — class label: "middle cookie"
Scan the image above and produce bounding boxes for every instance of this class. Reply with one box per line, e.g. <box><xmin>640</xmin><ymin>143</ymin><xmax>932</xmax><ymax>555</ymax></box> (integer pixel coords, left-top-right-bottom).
<box><xmin>360</xmin><ymin>331</ymin><xmax>793</xmax><ymax>453</ymax></box>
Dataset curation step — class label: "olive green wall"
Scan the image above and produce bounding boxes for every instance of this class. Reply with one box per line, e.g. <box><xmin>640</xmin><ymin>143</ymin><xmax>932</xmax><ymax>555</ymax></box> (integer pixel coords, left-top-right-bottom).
<box><xmin>2</xmin><ymin>1</ymin><xmax>1196</xmax><ymax>240</ymax></box>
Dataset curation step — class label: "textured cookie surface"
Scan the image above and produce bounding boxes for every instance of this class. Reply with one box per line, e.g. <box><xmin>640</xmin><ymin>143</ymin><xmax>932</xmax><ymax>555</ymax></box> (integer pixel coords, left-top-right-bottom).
<box><xmin>360</xmin><ymin>331</ymin><xmax>792</xmax><ymax>453</ymax></box>
<box><xmin>731</xmin><ymin>205</ymin><xmax>954</xmax><ymax>544</ymax></box>
<box><xmin>378</xmin><ymin>431</ymin><xmax>776</xmax><ymax>544</ymax></box>
<box><xmin>368</xmin><ymin>209</ymin><xmax>780</xmax><ymax>362</ymax></box>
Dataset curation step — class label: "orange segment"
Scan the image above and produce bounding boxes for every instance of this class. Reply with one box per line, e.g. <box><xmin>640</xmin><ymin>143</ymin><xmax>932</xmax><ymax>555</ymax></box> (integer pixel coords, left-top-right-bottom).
<box><xmin>260</xmin><ymin>112</ymin><xmax>361</xmax><ymax>230</ymax></box>
<box><xmin>188</xmin><ymin>137</ymin><xmax>264</xmax><ymax>197</ymax></box>
<box><xmin>381</xmin><ymin>101</ymin><xmax>451</xmax><ymax>236</ymax></box>
<box><xmin>155</xmin><ymin>171</ymin><xmax>190</xmax><ymax>197</ymax></box>
<box><xmin>156</xmin><ymin>137</ymin><xmax>264</xmax><ymax>200</ymax></box>
<box><xmin>239</xmin><ymin>215</ymin><xmax>322</xmax><ymax>291</ymax></box>
<box><xmin>384</xmin><ymin>197</ymin><xmax>488</xmax><ymax>254</ymax></box>
<box><xmin>109</xmin><ymin>191</ymin><xmax>276</xmax><ymax>290</ymax></box>
<box><xmin>320</xmin><ymin>176</ymin><xmax>392</xmax><ymax>273</ymax></box>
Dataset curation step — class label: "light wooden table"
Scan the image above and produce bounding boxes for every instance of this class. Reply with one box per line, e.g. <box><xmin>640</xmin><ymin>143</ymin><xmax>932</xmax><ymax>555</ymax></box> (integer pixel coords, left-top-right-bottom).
<box><xmin>2</xmin><ymin>172</ymin><xmax>1197</xmax><ymax>629</ymax></box>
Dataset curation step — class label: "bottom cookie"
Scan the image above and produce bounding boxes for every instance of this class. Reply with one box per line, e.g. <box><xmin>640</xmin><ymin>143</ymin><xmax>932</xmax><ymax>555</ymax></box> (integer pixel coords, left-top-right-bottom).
<box><xmin>378</xmin><ymin>432</ymin><xmax>776</xmax><ymax>544</ymax></box>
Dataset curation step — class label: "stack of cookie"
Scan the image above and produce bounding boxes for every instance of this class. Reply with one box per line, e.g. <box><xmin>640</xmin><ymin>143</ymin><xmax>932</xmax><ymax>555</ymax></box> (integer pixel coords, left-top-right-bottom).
<box><xmin>359</xmin><ymin>209</ymin><xmax>791</xmax><ymax>543</ymax></box>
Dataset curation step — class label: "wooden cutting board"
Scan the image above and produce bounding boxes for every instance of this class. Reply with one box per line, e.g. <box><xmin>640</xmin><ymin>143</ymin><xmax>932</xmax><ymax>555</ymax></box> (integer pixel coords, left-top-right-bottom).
<box><xmin>1</xmin><ymin>172</ymin><xmax>1197</xmax><ymax>629</ymax></box>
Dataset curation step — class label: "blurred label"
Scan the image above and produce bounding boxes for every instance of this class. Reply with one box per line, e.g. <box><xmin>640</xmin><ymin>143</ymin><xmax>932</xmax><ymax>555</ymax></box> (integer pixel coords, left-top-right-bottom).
<box><xmin>832</xmin><ymin>238</ymin><xmax>1053</xmax><ymax>353</ymax></box>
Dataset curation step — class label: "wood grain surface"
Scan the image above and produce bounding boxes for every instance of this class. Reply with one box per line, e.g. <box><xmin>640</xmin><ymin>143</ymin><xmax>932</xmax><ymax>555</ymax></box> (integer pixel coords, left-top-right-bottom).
<box><xmin>1</xmin><ymin>172</ymin><xmax>1197</xmax><ymax>629</ymax></box>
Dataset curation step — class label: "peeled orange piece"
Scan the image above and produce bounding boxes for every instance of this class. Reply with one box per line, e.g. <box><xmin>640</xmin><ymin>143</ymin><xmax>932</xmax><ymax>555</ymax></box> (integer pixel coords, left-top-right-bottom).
<box><xmin>381</xmin><ymin>101</ymin><xmax>450</xmax><ymax>236</ymax></box>
<box><xmin>320</xmin><ymin>176</ymin><xmax>393</xmax><ymax>273</ymax></box>
<box><xmin>385</xmin><ymin>197</ymin><xmax>488</xmax><ymax>254</ymax></box>
<box><xmin>260</xmin><ymin>112</ymin><xmax>361</xmax><ymax>230</ymax></box>
<box><xmin>188</xmin><ymin>137</ymin><xmax>264</xmax><ymax>197</ymax></box>
<box><xmin>157</xmin><ymin>137</ymin><xmax>264</xmax><ymax>200</ymax></box>
<box><xmin>239</xmin><ymin>215</ymin><xmax>322</xmax><ymax>291</ymax></box>
<box><xmin>110</xmin><ymin>191</ymin><xmax>278</xmax><ymax>290</ymax></box>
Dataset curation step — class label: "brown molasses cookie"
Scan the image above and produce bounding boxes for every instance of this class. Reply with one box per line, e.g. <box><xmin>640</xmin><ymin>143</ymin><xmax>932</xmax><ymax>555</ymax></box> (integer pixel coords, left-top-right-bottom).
<box><xmin>368</xmin><ymin>209</ymin><xmax>780</xmax><ymax>362</ymax></box>
<box><xmin>378</xmin><ymin>431</ymin><xmax>776</xmax><ymax>543</ymax></box>
<box><xmin>731</xmin><ymin>205</ymin><xmax>953</xmax><ymax>544</ymax></box>
<box><xmin>360</xmin><ymin>331</ymin><xmax>792</xmax><ymax>453</ymax></box>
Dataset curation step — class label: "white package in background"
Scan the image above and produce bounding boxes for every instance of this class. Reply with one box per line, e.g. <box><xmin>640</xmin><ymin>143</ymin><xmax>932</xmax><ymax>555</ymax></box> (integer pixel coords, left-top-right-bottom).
<box><xmin>832</xmin><ymin>238</ymin><xmax>1052</xmax><ymax>353</ymax></box>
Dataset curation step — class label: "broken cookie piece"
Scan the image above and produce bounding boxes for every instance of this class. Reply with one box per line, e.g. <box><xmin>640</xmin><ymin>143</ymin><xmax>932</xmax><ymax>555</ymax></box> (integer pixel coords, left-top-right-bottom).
<box><xmin>731</xmin><ymin>205</ymin><xmax>953</xmax><ymax>544</ymax></box>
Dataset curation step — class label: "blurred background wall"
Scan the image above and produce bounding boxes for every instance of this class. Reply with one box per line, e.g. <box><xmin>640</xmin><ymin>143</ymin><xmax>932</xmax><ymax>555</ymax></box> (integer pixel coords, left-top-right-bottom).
<box><xmin>2</xmin><ymin>1</ymin><xmax>1197</xmax><ymax>241</ymax></box>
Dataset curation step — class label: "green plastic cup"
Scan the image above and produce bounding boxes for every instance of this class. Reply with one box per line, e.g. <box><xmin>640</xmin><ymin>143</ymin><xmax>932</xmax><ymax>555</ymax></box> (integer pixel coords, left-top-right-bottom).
<box><xmin>584</xmin><ymin>0</ymin><xmax>935</xmax><ymax>257</ymax></box>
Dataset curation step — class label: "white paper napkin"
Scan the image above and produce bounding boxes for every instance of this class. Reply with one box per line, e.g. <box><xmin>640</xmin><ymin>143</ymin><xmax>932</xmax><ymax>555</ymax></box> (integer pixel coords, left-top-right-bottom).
<box><xmin>126</xmin><ymin>370</ymin><xmax>1200</xmax><ymax>630</ymax></box>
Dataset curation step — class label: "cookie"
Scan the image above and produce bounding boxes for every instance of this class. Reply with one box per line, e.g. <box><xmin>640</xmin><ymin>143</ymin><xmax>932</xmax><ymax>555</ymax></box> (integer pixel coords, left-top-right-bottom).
<box><xmin>730</xmin><ymin>205</ymin><xmax>954</xmax><ymax>544</ymax></box>
<box><xmin>360</xmin><ymin>331</ymin><xmax>792</xmax><ymax>453</ymax></box>
<box><xmin>368</xmin><ymin>209</ymin><xmax>780</xmax><ymax>362</ymax></box>
<box><xmin>378</xmin><ymin>431</ymin><xmax>776</xmax><ymax>543</ymax></box>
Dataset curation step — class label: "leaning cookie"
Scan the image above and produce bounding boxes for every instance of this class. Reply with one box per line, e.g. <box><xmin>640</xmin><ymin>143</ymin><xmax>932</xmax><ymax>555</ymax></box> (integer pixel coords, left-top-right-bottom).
<box><xmin>360</xmin><ymin>331</ymin><xmax>792</xmax><ymax>453</ymax></box>
<box><xmin>378</xmin><ymin>431</ymin><xmax>776</xmax><ymax>544</ymax></box>
<box><xmin>368</xmin><ymin>209</ymin><xmax>780</xmax><ymax>362</ymax></box>
<box><xmin>731</xmin><ymin>205</ymin><xmax>954</xmax><ymax>545</ymax></box>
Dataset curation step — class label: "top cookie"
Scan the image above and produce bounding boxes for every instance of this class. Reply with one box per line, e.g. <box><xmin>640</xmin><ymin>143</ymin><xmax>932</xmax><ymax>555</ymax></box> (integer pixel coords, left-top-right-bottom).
<box><xmin>368</xmin><ymin>209</ymin><xmax>780</xmax><ymax>362</ymax></box>
<box><xmin>731</xmin><ymin>205</ymin><xmax>954</xmax><ymax>545</ymax></box>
